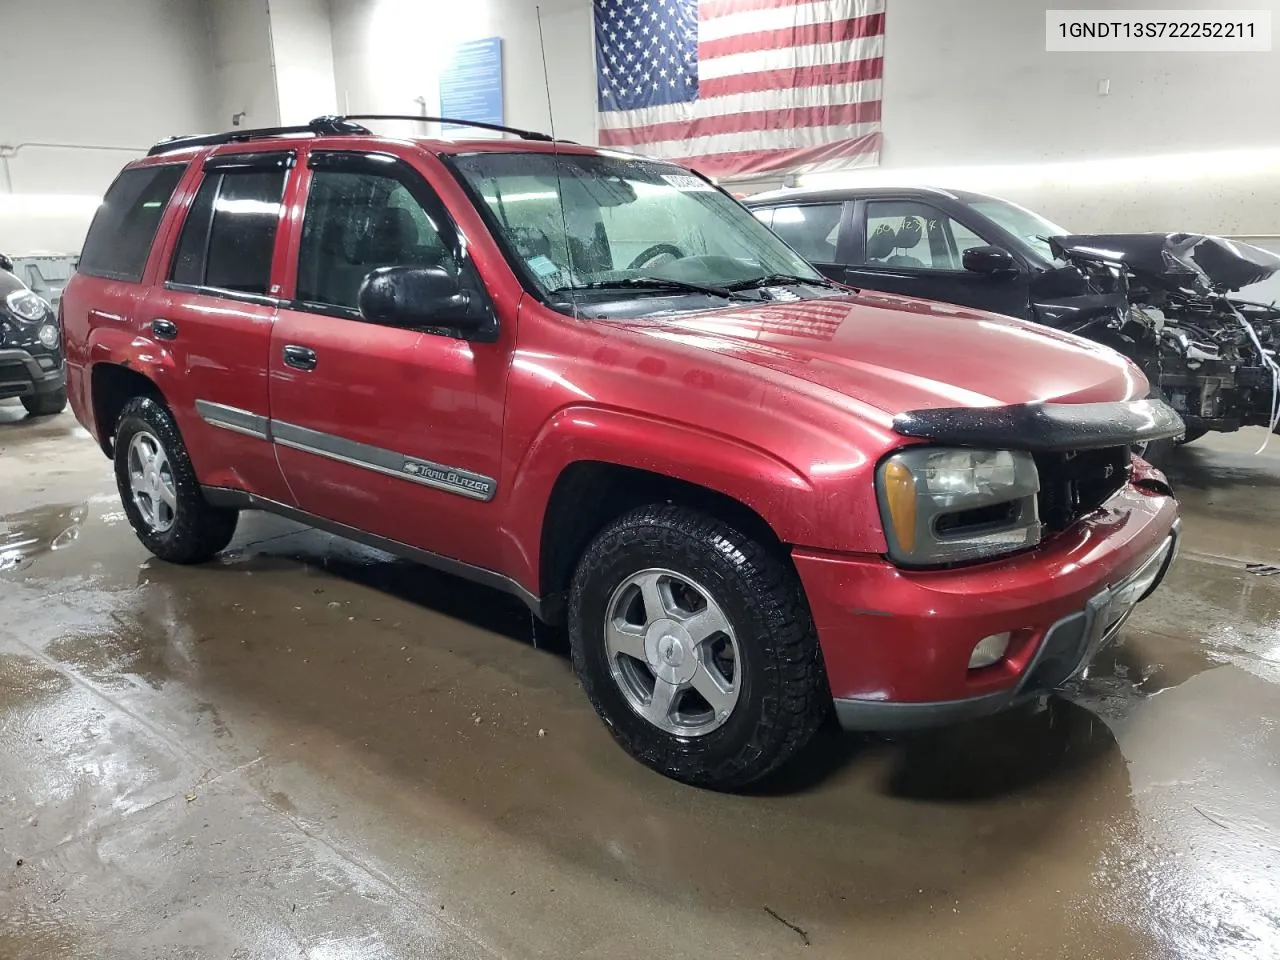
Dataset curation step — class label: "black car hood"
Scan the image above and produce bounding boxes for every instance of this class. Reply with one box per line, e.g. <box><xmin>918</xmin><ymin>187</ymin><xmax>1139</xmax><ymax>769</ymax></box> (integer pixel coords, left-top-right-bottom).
<box><xmin>1049</xmin><ymin>233</ymin><xmax>1280</xmax><ymax>294</ymax></box>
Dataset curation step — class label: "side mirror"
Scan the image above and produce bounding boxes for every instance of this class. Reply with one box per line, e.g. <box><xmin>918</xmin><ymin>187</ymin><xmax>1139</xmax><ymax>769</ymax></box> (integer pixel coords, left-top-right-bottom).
<box><xmin>358</xmin><ymin>265</ymin><xmax>487</xmax><ymax>332</ymax></box>
<box><xmin>963</xmin><ymin>245</ymin><xmax>1016</xmax><ymax>276</ymax></box>
<box><xmin>0</xmin><ymin>253</ymin><xmax>13</xmax><ymax>273</ymax></box>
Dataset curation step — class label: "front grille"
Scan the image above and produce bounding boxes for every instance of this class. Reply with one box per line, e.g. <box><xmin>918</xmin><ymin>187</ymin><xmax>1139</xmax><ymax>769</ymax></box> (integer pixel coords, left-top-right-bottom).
<box><xmin>1033</xmin><ymin>446</ymin><xmax>1130</xmax><ymax>532</ymax></box>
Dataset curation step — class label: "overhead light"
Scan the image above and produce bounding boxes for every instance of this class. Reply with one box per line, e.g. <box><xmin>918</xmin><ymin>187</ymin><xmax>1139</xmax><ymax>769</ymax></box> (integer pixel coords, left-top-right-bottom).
<box><xmin>798</xmin><ymin>146</ymin><xmax>1280</xmax><ymax>191</ymax></box>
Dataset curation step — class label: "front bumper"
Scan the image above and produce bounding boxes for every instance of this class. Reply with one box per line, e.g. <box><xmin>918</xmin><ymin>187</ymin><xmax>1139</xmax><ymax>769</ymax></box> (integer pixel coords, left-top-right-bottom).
<box><xmin>0</xmin><ymin>348</ymin><xmax>65</xmax><ymax>400</ymax></box>
<box><xmin>792</xmin><ymin>483</ymin><xmax>1179</xmax><ymax>731</ymax></box>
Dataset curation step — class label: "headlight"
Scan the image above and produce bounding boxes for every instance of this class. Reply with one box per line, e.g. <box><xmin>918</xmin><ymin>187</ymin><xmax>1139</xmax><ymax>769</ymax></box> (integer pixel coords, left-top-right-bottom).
<box><xmin>37</xmin><ymin>323</ymin><xmax>59</xmax><ymax>349</ymax></box>
<box><xmin>877</xmin><ymin>448</ymin><xmax>1041</xmax><ymax>566</ymax></box>
<box><xmin>5</xmin><ymin>290</ymin><xmax>51</xmax><ymax>322</ymax></box>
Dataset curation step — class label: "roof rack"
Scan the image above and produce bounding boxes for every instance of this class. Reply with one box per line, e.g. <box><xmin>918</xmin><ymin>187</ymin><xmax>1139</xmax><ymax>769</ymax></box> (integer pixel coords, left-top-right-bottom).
<box><xmin>337</xmin><ymin>114</ymin><xmax>556</xmax><ymax>142</ymax></box>
<box><xmin>147</xmin><ymin>116</ymin><xmax>371</xmax><ymax>156</ymax></box>
<box><xmin>146</xmin><ymin>112</ymin><xmax>558</xmax><ymax>158</ymax></box>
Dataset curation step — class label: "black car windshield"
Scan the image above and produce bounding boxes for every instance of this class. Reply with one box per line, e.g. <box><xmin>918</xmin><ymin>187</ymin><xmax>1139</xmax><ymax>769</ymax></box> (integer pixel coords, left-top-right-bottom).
<box><xmin>969</xmin><ymin>196</ymin><xmax>1070</xmax><ymax>264</ymax></box>
<box><xmin>449</xmin><ymin>151</ymin><xmax>824</xmax><ymax>310</ymax></box>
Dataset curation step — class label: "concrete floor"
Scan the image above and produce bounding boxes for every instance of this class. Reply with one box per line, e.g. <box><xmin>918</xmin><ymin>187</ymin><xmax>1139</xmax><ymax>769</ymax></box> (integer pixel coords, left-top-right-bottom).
<box><xmin>0</xmin><ymin>402</ymin><xmax>1277</xmax><ymax>960</ymax></box>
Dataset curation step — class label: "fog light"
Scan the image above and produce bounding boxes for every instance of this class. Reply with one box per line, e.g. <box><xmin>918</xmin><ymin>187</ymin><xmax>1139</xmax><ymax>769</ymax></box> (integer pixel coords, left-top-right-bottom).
<box><xmin>969</xmin><ymin>631</ymin><xmax>1011</xmax><ymax>669</ymax></box>
<box><xmin>37</xmin><ymin>323</ymin><xmax>58</xmax><ymax>349</ymax></box>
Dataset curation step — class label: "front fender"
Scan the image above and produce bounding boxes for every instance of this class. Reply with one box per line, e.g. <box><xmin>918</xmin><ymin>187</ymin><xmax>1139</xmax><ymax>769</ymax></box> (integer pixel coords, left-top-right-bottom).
<box><xmin>499</xmin><ymin>405</ymin><xmax>886</xmax><ymax>590</ymax></box>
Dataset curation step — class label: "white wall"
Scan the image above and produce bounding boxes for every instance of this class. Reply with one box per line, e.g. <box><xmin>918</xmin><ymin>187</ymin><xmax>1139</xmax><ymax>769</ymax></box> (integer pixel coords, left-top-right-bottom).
<box><xmin>270</xmin><ymin>0</ymin><xmax>340</xmax><ymax>123</ymax></box>
<box><xmin>0</xmin><ymin>0</ymin><xmax>219</xmax><ymax>255</ymax></box>
<box><xmin>209</xmin><ymin>0</ymin><xmax>280</xmax><ymax>132</ymax></box>
<box><xmin>329</xmin><ymin>0</ymin><xmax>596</xmax><ymax>142</ymax></box>
<box><xmin>805</xmin><ymin>0</ymin><xmax>1280</xmax><ymax>235</ymax></box>
<box><xmin>881</xmin><ymin>0</ymin><xmax>1280</xmax><ymax>168</ymax></box>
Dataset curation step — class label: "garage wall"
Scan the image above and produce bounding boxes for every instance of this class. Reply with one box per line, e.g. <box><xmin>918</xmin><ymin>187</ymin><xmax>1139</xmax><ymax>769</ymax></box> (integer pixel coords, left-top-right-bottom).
<box><xmin>271</xmin><ymin>0</ymin><xmax>340</xmax><ymax>123</ymax></box>
<box><xmin>806</xmin><ymin>0</ymin><xmax>1280</xmax><ymax>235</ymax></box>
<box><xmin>209</xmin><ymin>0</ymin><xmax>280</xmax><ymax>132</ymax></box>
<box><xmin>0</xmin><ymin>0</ymin><xmax>218</xmax><ymax>255</ymax></box>
<box><xmin>328</xmin><ymin>0</ymin><xmax>596</xmax><ymax>142</ymax></box>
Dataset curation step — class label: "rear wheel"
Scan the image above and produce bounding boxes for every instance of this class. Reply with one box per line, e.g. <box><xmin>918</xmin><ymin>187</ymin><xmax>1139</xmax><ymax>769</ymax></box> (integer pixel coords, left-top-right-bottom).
<box><xmin>113</xmin><ymin>396</ymin><xmax>238</xmax><ymax>563</ymax></box>
<box><xmin>21</xmin><ymin>387</ymin><xmax>67</xmax><ymax>417</ymax></box>
<box><xmin>569</xmin><ymin>504</ymin><xmax>828</xmax><ymax>789</ymax></box>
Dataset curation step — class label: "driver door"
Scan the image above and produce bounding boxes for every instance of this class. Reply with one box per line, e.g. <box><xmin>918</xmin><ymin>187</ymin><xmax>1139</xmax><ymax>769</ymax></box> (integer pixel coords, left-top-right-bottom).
<box><xmin>268</xmin><ymin>148</ymin><xmax>513</xmax><ymax>572</ymax></box>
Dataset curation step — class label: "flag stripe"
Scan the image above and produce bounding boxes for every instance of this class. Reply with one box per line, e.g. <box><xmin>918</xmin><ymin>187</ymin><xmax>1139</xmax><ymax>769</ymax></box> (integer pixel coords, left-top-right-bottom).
<box><xmin>624</xmin><ymin>120</ymin><xmax>881</xmax><ymax>162</ymax></box>
<box><xmin>598</xmin><ymin>78</ymin><xmax>882</xmax><ymax>130</ymax></box>
<box><xmin>674</xmin><ymin>132</ymin><xmax>882</xmax><ymax>178</ymax></box>
<box><xmin>599</xmin><ymin>100</ymin><xmax>881</xmax><ymax>146</ymax></box>
<box><xmin>699</xmin><ymin>0</ymin><xmax>883</xmax><ymax>42</ymax></box>
<box><xmin>699</xmin><ymin>12</ymin><xmax>884</xmax><ymax>60</ymax></box>
<box><xmin>698</xmin><ymin>58</ymin><xmax>883</xmax><ymax>99</ymax></box>
<box><xmin>699</xmin><ymin>0</ymin><xmax>816</xmax><ymax>19</ymax></box>
<box><xmin>699</xmin><ymin>35</ymin><xmax>884</xmax><ymax>80</ymax></box>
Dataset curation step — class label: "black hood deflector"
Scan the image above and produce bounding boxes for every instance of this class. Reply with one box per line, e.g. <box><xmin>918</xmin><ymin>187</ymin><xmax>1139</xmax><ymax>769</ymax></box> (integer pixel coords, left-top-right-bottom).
<box><xmin>894</xmin><ymin>399</ymin><xmax>1185</xmax><ymax>452</ymax></box>
<box><xmin>1049</xmin><ymin>233</ymin><xmax>1280</xmax><ymax>293</ymax></box>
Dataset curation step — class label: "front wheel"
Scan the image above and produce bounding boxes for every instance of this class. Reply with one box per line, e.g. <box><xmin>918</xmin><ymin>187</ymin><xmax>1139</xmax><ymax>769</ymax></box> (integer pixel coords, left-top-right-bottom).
<box><xmin>21</xmin><ymin>387</ymin><xmax>67</xmax><ymax>417</ymax></box>
<box><xmin>569</xmin><ymin>505</ymin><xmax>828</xmax><ymax>789</ymax></box>
<box><xmin>113</xmin><ymin>396</ymin><xmax>239</xmax><ymax>564</ymax></box>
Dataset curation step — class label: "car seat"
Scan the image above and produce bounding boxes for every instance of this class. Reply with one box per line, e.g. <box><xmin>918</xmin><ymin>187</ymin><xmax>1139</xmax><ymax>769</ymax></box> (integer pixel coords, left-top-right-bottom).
<box><xmin>867</xmin><ymin>223</ymin><xmax>898</xmax><ymax>262</ymax></box>
<box><xmin>885</xmin><ymin>216</ymin><xmax>925</xmax><ymax>268</ymax></box>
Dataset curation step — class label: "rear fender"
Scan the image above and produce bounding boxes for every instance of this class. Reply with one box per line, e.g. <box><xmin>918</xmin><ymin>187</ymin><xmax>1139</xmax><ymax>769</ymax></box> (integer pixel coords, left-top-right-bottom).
<box><xmin>84</xmin><ymin>327</ymin><xmax>178</xmax><ymax>441</ymax></box>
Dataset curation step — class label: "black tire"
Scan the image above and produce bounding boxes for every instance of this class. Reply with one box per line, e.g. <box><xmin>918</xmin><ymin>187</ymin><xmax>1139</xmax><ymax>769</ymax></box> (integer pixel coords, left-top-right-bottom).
<box><xmin>21</xmin><ymin>387</ymin><xmax>67</xmax><ymax>417</ymax></box>
<box><xmin>569</xmin><ymin>504</ymin><xmax>828</xmax><ymax>790</ymax></box>
<box><xmin>113</xmin><ymin>396</ymin><xmax>238</xmax><ymax>564</ymax></box>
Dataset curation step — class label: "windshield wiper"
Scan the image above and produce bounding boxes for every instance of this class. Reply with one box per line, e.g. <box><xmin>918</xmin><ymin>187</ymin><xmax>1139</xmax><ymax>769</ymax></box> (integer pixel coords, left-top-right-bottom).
<box><xmin>724</xmin><ymin>273</ymin><xmax>845</xmax><ymax>291</ymax></box>
<box><xmin>550</xmin><ymin>276</ymin><xmax>752</xmax><ymax>301</ymax></box>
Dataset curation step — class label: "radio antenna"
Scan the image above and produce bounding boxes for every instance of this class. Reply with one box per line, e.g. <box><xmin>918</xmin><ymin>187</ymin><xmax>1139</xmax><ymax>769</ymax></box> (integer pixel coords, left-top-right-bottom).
<box><xmin>536</xmin><ymin>4</ymin><xmax>579</xmax><ymax>320</ymax></box>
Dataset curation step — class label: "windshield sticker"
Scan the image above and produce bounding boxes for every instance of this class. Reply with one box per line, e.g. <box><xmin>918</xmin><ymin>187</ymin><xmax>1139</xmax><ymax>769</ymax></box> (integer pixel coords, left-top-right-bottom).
<box><xmin>527</xmin><ymin>255</ymin><xmax>561</xmax><ymax>278</ymax></box>
<box><xmin>661</xmin><ymin>174</ymin><xmax>715</xmax><ymax>193</ymax></box>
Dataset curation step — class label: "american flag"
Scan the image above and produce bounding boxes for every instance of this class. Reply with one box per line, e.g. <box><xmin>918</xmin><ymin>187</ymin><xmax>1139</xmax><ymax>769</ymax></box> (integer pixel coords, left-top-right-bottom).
<box><xmin>594</xmin><ymin>0</ymin><xmax>884</xmax><ymax>180</ymax></box>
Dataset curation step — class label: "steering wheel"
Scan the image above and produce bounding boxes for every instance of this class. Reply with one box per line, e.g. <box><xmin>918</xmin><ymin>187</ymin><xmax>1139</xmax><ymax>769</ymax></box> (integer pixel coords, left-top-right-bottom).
<box><xmin>628</xmin><ymin>243</ymin><xmax>687</xmax><ymax>270</ymax></box>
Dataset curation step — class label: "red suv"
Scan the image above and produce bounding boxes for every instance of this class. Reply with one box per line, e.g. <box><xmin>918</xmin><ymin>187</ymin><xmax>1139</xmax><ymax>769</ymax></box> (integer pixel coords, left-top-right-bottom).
<box><xmin>62</xmin><ymin>117</ymin><xmax>1182</xmax><ymax>788</ymax></box>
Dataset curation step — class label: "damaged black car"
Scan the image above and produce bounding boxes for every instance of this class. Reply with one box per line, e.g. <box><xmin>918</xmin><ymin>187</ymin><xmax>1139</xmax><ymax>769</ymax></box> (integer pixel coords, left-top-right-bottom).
<box><xmin>746</xmin><ymin>186</ymin><xmax>1280</xmax><ymax>460</ymax></box>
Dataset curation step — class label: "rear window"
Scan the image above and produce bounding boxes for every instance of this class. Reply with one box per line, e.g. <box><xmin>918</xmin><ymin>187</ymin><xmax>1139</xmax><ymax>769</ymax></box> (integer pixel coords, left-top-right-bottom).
<box><xmin>79</xmin><ymin>165</ymin><xmax>186</xmax><ymax>282</ymax></box>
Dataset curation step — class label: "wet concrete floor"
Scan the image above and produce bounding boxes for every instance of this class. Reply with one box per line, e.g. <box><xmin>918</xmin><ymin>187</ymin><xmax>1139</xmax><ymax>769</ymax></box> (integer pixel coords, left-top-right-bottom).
<box><xmin>0</xmin><ymin>399</ymin><xmax>1277</xmax><ymax>959</ymax></box>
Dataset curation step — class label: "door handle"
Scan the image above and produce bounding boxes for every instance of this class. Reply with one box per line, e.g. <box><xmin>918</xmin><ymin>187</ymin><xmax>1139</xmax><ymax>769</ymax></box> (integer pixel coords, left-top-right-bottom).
<box><xmin>283</xmin><ymin>344</ymin><xmax>317</xmax><ymax>371</ymax></box>
<box><xmin>152</xmin><ymin>318</ymin><xmax>178</xmax><ymax>341</ymax></box>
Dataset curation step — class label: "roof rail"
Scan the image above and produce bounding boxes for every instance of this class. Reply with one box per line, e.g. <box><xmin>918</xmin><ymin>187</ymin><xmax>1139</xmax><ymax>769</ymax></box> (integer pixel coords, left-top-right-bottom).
<box><xmin>146</xmin><ymin>116</ymin><xmax>371</xmax><ymax>157</ymax></box>
<box><xmin>335</xmin><ymin>114</ymin><xmax>556</xmax><ymax>142</ymax></box>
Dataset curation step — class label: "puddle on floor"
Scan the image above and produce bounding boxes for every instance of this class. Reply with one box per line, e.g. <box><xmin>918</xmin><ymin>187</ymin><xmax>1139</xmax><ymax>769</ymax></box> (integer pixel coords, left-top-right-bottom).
<box><xmin>0</xmin><ymin>503</ymin><xmax>88</xmax><ymax>572</ymax></box>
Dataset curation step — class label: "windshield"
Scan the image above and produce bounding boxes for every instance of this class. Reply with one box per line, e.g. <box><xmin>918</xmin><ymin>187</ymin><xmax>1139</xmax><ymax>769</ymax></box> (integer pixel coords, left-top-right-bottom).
<box><xmin>969</xmin><ymin>197</ymin><xmax>1070</xmax><ymax>263</ymax></box>
<box><xmin>449</xmin><ymin>152</ymin><xmax>822</xmax><ymax>309</ymax></box>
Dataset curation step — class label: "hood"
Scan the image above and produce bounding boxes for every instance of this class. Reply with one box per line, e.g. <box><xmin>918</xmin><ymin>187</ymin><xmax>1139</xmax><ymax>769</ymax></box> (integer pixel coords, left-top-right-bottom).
<box><xmin>1049</xmin><ymin>233</ymin><xmax>1280</xmax><ymax>294</ymax></box>
<box><xmin>622</xmin><ymin>291</ymin><xmax>1145</xmax><ymax>416</ymax></box>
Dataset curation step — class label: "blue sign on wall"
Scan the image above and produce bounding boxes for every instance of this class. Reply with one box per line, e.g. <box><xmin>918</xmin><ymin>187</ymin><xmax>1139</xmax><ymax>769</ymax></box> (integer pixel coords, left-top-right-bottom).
<box><xmin>439</xmin><ymin>38</ymin><xmax>504</xmax><ymax>131</ymax></box>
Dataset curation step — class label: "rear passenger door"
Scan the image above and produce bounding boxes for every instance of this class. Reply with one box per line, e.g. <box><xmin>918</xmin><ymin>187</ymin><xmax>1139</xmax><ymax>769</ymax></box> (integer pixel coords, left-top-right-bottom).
<box><xmin>140</xmin><ymin>150</ymin><xmax>295</xmax><ymax>504</ymax></box>
<box><xmin>846</xmin><ymin>199</ymin><xmax>1031</xmax><ymax>318</ymax></box>
<box><xmin>752</xmin><ymin>202</ymin><xmax>851</xmax><ymax>281</ymax></box>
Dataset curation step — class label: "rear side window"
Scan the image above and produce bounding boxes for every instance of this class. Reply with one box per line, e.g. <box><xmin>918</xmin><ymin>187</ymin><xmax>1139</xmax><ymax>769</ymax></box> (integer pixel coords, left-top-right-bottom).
<box><xmin>170</xmin><ymin>168</ymin><xmax>287</xmax><ymax>296</ymax></box>
<box><xmin>78</xmin><ymin>165</ymin><xmax>185</xmax><ymax>282</ymax></box>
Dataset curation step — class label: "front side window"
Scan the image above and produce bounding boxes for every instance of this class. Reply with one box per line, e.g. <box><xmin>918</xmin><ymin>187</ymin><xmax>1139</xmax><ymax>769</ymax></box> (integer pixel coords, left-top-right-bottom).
<box><xmin>864</xmin><ymin>201</ymin><xmax>989</xmax><ymax>271</ymax></box>
<box><xmin>448</xmin><ymin>152</ymin><xmax>823</xmax><ymax>312</ymax></box>
<box><xmin>766</xmin><ymin>204</ymin><xmax>844</xmax><ymax>264</ymax></box>
<box><xmin>296</xmin><ymin>170</ymin><xmax>454</xmax><ymax>311</ymax></box>
<box><xmin>968</xmin><ymin>197</ymin><xmax>1070</xmax><ymax>263</ymax></box>
<box><xmin>170</xmin><ymin>168</ymin><xmax>286</xmax><ymax>295</ymax></box>
<box><xmin>79</xmin><ymin>165</ymin><xmax>186</xmax><ymax>282</ymax></box>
